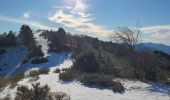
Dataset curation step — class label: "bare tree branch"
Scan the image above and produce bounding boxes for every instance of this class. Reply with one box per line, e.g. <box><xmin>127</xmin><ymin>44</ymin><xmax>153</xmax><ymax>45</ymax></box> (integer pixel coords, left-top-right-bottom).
<box><xmin>112</xmin><ymin>26</ymin><xmax>141</xmax><ymax>51</ymax></box>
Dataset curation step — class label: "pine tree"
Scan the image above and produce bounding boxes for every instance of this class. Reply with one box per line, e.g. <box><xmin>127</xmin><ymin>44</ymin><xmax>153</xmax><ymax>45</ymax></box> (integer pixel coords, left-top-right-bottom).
<box><xmin>19</xmin><ymin>25</ymin><xmax>34</xmax><ymax>46</ymax></box>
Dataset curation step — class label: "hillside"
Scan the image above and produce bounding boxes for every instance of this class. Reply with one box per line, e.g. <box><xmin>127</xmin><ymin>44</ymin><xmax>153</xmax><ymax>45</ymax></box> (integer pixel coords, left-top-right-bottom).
<box><xmin>0</xmin><ymin>53</ymin><xmax>170</xmax><ymax>100</ymax></box>
<box><xmin>0</xmin><ymin>25</ymin><xmax>170</xmax><ymax>100</ymax></box>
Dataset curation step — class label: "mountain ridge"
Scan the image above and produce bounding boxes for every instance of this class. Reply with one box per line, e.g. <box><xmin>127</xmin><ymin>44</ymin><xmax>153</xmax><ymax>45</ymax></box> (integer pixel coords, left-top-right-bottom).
<box><xmin>136</xmin><ymin>43</ymin><xmax>170</xmax><ymax>55</ymax></box>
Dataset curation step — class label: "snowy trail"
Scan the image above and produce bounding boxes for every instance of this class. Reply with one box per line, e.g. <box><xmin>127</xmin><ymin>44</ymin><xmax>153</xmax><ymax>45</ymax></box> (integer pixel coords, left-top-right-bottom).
<box><xmin>34</xmin><ymin>31</ymin><xmax>49</xmax><ymax>57</ymax></box>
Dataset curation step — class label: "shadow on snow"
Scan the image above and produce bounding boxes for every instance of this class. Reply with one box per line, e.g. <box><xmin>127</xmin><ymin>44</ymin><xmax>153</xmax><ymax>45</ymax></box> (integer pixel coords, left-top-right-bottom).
<box><xmin>12</xmin><ymin>52</ymin><xmax>70</xmax><ymax>76</ymax></box>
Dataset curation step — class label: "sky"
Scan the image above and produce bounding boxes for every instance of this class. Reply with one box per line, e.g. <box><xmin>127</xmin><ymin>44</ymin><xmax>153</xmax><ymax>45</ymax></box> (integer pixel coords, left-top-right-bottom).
<box><xmin>0</xmin><ymin>0</ymin><xmax>170</xmax><ymax>45</ymax></box>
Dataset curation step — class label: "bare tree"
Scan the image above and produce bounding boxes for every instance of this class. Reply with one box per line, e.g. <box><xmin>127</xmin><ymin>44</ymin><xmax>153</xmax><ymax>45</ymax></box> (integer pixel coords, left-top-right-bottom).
<box><xmin>113</xmin><ymin>26</ymin><xmax>141</xmax><ymax>52</ymax></box>
<box><xmin>112</xmin><ymin>26</ymin><xmax>141</xmax><ymax>78</ymax></box>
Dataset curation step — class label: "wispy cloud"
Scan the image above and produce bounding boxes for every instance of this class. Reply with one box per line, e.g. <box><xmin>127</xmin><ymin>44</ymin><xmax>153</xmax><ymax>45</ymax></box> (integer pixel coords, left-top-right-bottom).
<box><xmin>141</xmin><ymin>25</ymin><xmax>170</xmax><ymax>45</ymax></box>
<box><xmin>49</xmin><ymin>0</ymin><xmax>111</xmax><ymax>38</ymax></box>
<box><xmin>0</xmin><ymin>16</ymin><xmax>57</xmax><ymax>30</ymax></box>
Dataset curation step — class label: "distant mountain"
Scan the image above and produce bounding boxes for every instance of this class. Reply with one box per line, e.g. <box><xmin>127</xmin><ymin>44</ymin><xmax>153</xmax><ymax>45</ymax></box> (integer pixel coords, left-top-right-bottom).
<box><xmin>136</xmin><ymin>43</ymin><xmax>170</xmax><ymax>55</ymax></box>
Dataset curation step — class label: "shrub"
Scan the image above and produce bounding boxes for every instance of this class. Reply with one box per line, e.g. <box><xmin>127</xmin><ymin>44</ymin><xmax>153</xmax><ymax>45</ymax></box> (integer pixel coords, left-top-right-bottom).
<box><xmin>0</xmin><ymin>77</ymin><xmax>9</xmax><ymax>90</ymax></box>
<box><xmin>54</xmin><ymin>92</ymin><xmax>70</xmax><ymax>100</ymax></box>
<box><xmin>111</xmin><ymin>81</ymin><xmax>125</xmax><ymax>93</ymax></box>
<box><xmin>156</xmin><ymin>70</ymin><xmax>170</xmax><ymax>85</ymax></box>
<box><xmin>10</xmin><ymin>73</ymin><xmax>25</xmax><ymax>87</ymax></box>
<box><xmin>154</xmin><ymin>51</ymin><xmax>170</xmax><ymax>60</ymax></box>
<box><xmin>28</xmin><ymin>70</ymin><xmax>40</xmax><ymax>78</ymax></box>
<box><xmin>15</xmin><ymin>83</ymin><xmax>70</xmax><ymax>100</ymax></box>
<box><xmin>31</xmin><ymin>57</ymin><xmax>48</xmax><ymax>64</ymax></box>
<box><xmin>74</xmin><ymin>52</ymin><xmax>99</xmax><ymax>73</ymax></box>
<box><xmin>28</xmin><ymin>68</ymin><xmax>49</xmax><ymax>78</ymax></box>
<box><xmin>78</xmin><ymin>73</ymin><xmax>113</xmax><ymax>87</ymax></box>
<box><xmin>0</xmin><ymin>73</ymin><xmax>24</xmax><ymax>90</ymax></box>
<box><xmin>15</xmin><ymin>83</ymin><xmax>50</xmax><ymax>100</ymax></box>
<box><xmin>77</xmin><ymin>73</ymin><xmax>125</xmax><ymax>93</ymax></box>
<box><xmin>59</xmin><ymin>68</ymin><xmax>77</xmax><ymax>81</ymax></box>
<box><xmin>39</xmin><ymin>68</ymin><xmax>49</xmax><ymax>74</ymax></box>
<box><xmin>61</xmin><ymin>68</ymin><xmax>69</xmax><ymax>72</ymax></box>
<box><xmin>53</xmin><ymin>68</ymin><xmax>60</xmax><ymax>73</ymax></box>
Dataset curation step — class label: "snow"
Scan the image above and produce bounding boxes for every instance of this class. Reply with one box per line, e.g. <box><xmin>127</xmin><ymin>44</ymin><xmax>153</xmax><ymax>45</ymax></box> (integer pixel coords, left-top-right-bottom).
<box><xmin>0</xmin><ymin>53</ymin><xmax>170</xmax><ymax>100</ymax></box>
<box><xmin>0</xmin><ymin>47</ymin><xmax>27</xmax><ymax>77</ymax></box>
<box><xmin>0</xmin><ymin>48</ymin><xmax>70</xmax><ymax>77</ymax></box>
<box><xmin>19</xmin><ymin>52</ymin><xmax>70</xmax><ymax>73</ymax></box>
<box><xmin>1</xmin><ymin>30</ymin><xmax>50</xmax><ymax>76</ymax></box>
<box><xmin>34</xmin><ymin>31</ymin><xmax>50</xmax><ymax>57</ymax></box>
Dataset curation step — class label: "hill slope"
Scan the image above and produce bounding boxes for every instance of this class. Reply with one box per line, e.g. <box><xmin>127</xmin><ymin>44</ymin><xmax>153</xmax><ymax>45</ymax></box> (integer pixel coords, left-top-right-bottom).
<box><xmin>0</xmin><ymin>53</ymin><xmax>169</xmax><ymax>100</ymax></box>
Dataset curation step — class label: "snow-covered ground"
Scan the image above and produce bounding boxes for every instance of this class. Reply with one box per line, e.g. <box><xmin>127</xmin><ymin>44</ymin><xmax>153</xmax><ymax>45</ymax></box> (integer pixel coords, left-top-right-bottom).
<box><xmin>0</xmin><ymin>53</ymin><xmax>170</xmax><ymax>100</ymax></box>
<box><xmin>34</xmin><ymin>31</ymin><xmax>50</xmax><ymax>58</ymax></box>
<box><xmin>0</xmin><ymin>47</ymin><xmax>27</xmax><ymax>76</ymax></box>
<box><xmin>15</xmin><ymin>52</ymin><xmax>70</xmax><ymax>75</ymax></box>
<box><xmin>0</xmin><ymin>30</ymin><xmax>52</xmax><ymax>77</ymax></box>
<box><xmin>0</xmin><ymin>47</ymin><xmax>70</xmax><ymax>77</ymax></box>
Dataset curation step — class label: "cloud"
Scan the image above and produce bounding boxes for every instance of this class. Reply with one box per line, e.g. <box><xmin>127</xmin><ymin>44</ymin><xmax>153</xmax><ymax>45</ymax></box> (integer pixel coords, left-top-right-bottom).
<box><xmin>0</xmin><ymin>16</ymin><xmax>57</xmax><ymax>30</ymax></box>
<box><xmin>62</xmin><ymin>0</ymin><xmax>89</xmax><ymax>12</ymax></box>
<box><xmin>141</xmin><ymin>25</ymin><xmax>170</xmax><ymax>45</ymax></box>
<box><xmin>49</xmin><ymin>0</ymin><xmax>111</xmax><ymax>38</ymax></box>
<box><xmin>53</xmin><ymin>6</ymin><xmax>72</xmax><ymax>9</ymax></box>
<box><xmin>51</xmin><ymin>1</ymin><xmax>170</xmax><ymax>45</ymax></box>
<box><xmin>73</xmin><ymin>0</ymin><xmax>89</xmax><ymax>12</ymax></box>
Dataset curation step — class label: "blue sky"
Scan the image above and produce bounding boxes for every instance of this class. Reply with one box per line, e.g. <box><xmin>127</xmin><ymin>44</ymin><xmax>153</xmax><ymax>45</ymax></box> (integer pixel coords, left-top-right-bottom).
<box><xmin>0</xmin><ymin>0</ymin><xmax>170</xmax><ymax>45</ymax></box>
